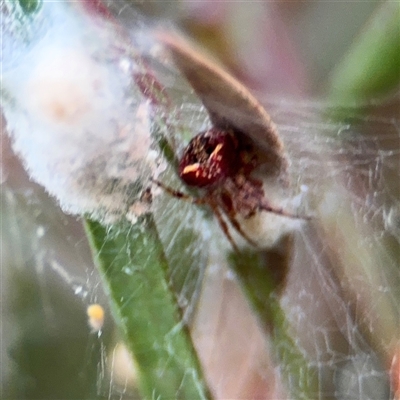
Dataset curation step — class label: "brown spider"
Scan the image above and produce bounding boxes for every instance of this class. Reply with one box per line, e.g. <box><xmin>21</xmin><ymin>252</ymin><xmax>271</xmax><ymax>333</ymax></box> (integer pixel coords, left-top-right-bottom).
<box><xmin>153</xmin><ymin>127</ymin><xmax>307</xmax><ymax>252</ymax></box>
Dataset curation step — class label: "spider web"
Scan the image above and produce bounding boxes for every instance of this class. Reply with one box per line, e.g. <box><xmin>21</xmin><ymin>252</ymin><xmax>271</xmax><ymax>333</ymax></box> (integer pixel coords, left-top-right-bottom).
<box><xmin>1</xmin><ymin>2</ymin><xmax>400</xmax><ymax>399</ymax></box>
<box><xmin>266</xmin><ymin>98</ymin><xmax>400</xmax><ymax>399</ymax></box>
<box><xmin>2</xmin><ymin>95</ymin><xmax>398</xmax><ymax>399</ymax></box>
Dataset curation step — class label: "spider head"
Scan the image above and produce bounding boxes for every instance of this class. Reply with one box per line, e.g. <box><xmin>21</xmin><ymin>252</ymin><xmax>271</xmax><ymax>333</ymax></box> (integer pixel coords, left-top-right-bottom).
<box><xmin>179</xmin><ymin>128</ymin><xmax>239</xmax><ymax>188</ymax></box>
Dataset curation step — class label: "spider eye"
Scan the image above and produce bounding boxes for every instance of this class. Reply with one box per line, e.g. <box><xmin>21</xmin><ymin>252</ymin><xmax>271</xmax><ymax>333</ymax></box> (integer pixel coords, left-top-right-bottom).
<box><xmin>178</xmin><ymin>128</ymin><xmax>238</xmax><ymax>187</ymax></box>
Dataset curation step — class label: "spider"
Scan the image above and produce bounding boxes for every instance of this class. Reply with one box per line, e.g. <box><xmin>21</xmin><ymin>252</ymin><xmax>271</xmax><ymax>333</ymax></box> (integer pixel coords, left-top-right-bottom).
<box><xmin>152</xmin><ymin>127</ymin><xmax>307</xmax><ymax>252</ymax></box>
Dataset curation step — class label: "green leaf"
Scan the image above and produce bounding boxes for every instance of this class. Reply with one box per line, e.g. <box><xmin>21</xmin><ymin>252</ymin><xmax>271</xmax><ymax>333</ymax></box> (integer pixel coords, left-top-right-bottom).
<box><xmin>18</xmin><ymin>0</ymin><xmax>41</xmax><ymax>14</ymax></box>
<box><xmin>84</xmin><ymin>216</ymin><xmax>212</xmax><ymax>400</ymax></box>
<box><xmin>230</xmin><ymin>237</ymin><xmax>319</xmax><ymax>399</ymax></box>
<box><xmin>329</xmin><ymin>1</ymin><xmax>400</xmax><ymax>102</ymax></box>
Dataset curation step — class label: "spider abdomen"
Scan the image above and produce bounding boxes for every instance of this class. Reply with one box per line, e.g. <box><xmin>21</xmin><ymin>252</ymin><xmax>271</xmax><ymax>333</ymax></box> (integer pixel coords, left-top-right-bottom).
<box><xmin>178</xmin><ymin>128</ymin><xmax>239</xmax><ymax>188</ymax></box>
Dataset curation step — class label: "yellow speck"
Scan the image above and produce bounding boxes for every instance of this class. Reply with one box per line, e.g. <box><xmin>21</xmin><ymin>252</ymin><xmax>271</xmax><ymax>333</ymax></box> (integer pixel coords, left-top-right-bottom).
<box><xmin>182</xmin><ymin>163</ymin><xmax>200</xmax><ymax>175</ymax></box>
<box><xmin>210</xmin><ymin>143</ymin><xmax>223</xmax><ymax>159</ymax></box>
<box><xmin>87</xmin><ymin>303</ymin><xmax>105</xmax><ymax>332</ymax></box>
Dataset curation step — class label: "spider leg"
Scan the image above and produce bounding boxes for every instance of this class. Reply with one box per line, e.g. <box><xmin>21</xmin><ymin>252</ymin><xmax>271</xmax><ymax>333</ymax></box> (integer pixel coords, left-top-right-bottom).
<box><xmin>218</xmin><ymin>199</ymin><xmax>259</xmax><ymax>248</ymax></box>
<box><xmin>151</xmin><ymin>179</ymin><xmax>207</xmax><ymax>205</ymax></box>
<box><xmin>154</xmin><ymin>178</ymin><xmax>239</xmax><ymax>251</ymax></box>
<box><xmin>209</xmin><ymin>201</ymin><xmax>240</xmax><ymax>253</ymax></box>
<box><xmin>259</xmin><ymin>201</ymin><xmax>311</xmax><ymax>220</ymax></box>
<box><xmin>241</xmin><ymin>175</ymin><xmax>311</xmax><ymax>220</ymax></box>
